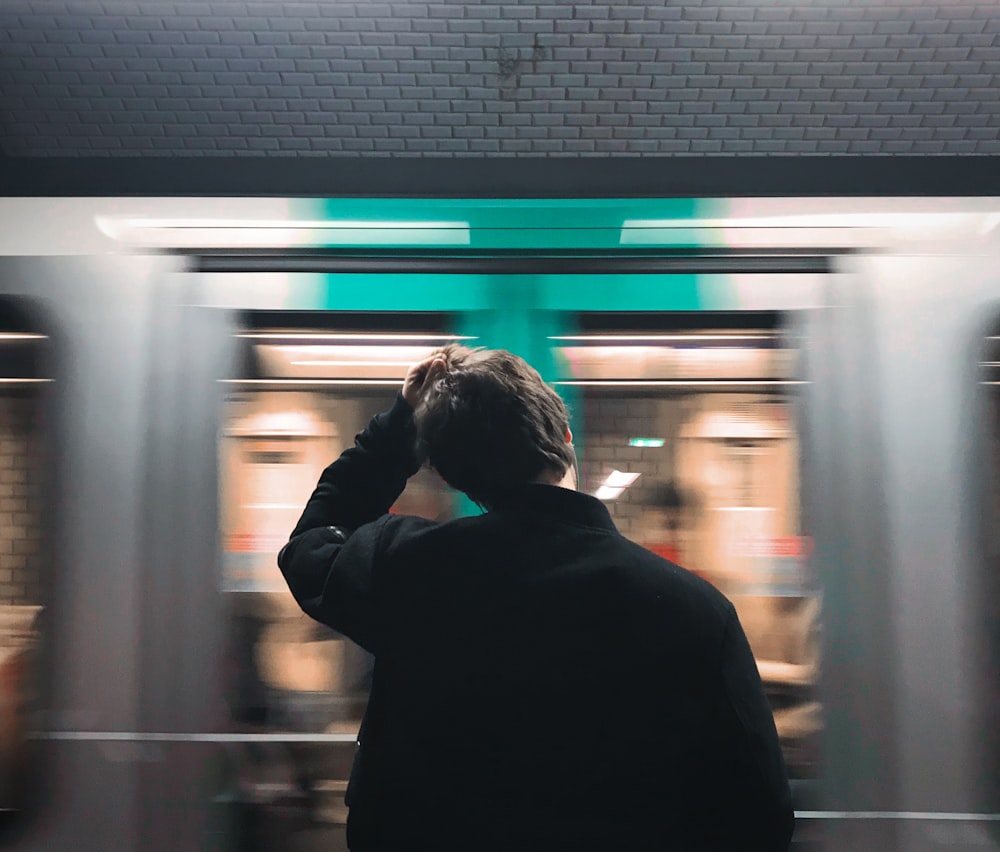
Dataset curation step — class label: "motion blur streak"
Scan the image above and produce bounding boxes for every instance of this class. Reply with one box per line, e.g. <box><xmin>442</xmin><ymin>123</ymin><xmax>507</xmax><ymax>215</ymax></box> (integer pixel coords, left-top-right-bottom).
<box><xmin>0</xmin><ymin>196</ymin><xmax>994</xmax><ymax>851</ymax></box>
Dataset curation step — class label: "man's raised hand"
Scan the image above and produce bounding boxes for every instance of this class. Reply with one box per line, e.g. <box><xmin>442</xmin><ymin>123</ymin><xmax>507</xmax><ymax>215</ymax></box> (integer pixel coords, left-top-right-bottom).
<box><xmin>402</xmin><ymin>354</ymin><xmax>446</xmax><ymax>409</ymax></box>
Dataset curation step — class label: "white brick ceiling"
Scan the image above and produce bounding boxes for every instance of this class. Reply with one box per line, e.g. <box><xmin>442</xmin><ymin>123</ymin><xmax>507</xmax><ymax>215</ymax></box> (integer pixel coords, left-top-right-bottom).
<box><xmin>1</xmin><ymin>0</ymin><xmax>998</xmax><ymax>157</ymax></box>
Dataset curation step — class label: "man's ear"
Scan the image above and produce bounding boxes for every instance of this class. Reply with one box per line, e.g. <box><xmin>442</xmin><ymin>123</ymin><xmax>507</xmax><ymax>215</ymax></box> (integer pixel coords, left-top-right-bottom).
<box><xmin>565</xmin><ymin>427</ymin><xmax>573</xmax><ymax>443</ymax></box>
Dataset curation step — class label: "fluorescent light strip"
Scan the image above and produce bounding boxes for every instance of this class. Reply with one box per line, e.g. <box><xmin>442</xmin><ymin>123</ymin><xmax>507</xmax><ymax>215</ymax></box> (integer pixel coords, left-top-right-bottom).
<box><xmin>290</xmin><ymin>360</ymin><xmax>415</xmax><ymax>367</ymax></box>
<box><xmin>621</xmin><ymin>213</ymin><xmax>974</xmax><ymax>230</ymax></box>
<box><xmin>36</xmin><ymin>730</ymin><xmax>358</xmax><ymax>744</ymax></box>
<box><xmin>594</xmin><ymin>485</ymin><xmax>625</xmax><ymax>501</ymax></box>
<box><xmin>238</xmin><ymin>333</ymin><xmax>474</xmax><ymax>342</ymax></box>
<box><xmin>97</xmin><ymin>218</ymin><xmax>472</xmax><ymax>247</ymax></box>
<box><xmin>0</xmin><ymin>333</ymin><xmax>47</xmax><ymax>341</ymax></box>
<box><xmin>110</xmin><ymin>219</ymin><xmax>469</xmax><ymax>231</ymax></box>
<box><xmin>244</xmin><ymin>504</ymin><xmax>302</xmax><ymax>510</ymax></box>
<box><xmin>221</xmin><ymin>379</ymin><xmax>402</xmax><ymax>386</ymax></box>
<box><xmin>555</xmin><ymin>380</ymin><xmax>803</xmax><ymax>387</ymax></box>
<box><xmin>277</xmin><ymin>344</ymin><xmax>434</xmax><ymax>354</ymax></box>
<box><xmin>595</xmin><ymin>469</ymin><xmax>641</xmax><ymax>500</ymax></box>
<box><xmin>605</xmin><ymin>470</ymin><xmax>641</xmax><ymax>488</ymax></box>
<box><xmin>795</xmin><ymin>811</ymin><xmax>1000</xmax><ymax>822</ymax></box>
<box><xmin>0</xmin><ymin>378</ymin><xmax>52</xmax><ymax>384</ymax></box>
<box><xmin>551</xmin><ymin>334</ymin><xmax>774</xmax><ymax>342</ymax></box>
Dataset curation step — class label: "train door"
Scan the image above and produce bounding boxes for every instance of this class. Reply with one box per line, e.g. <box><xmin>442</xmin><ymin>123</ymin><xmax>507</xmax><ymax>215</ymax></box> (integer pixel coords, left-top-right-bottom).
<box><xmin>190</xmin><ymin>259</ymin><xmax>829</xmax><ymax>850</ymax></box>
<box><xmin>0</xmin><ymin>254</ymin><xmax>190</xmax><ymax>852</ymax></box>
<box><xmin>804</xmin><ymin>249</ymin><xmax>1000</xmax><ymax>851</ymax></box>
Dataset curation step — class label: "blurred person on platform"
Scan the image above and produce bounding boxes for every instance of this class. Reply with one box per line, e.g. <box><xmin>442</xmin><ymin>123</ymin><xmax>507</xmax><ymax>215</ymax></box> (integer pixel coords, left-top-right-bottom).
<box><xmin>278</xmin><ymin>346</ymin><xmax>793</xmax><ymax>852</ymax></box>
<box><xmin>640</xmin><ymin>479</ymin><xmax>688</xmax><ymax>566</ymax></box>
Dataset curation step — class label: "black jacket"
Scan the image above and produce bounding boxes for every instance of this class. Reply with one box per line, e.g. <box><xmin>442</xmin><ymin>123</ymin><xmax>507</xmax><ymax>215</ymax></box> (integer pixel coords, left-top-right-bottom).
<box><xmin>279</xmin><ymin>396</ymin><xmax>794</xmax><ymax>851</ymax></box>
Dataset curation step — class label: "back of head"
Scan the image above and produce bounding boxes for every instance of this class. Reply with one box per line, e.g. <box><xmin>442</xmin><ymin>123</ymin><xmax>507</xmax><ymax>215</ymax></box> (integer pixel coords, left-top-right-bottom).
<box><xmin>416</xmin><ymin>345</ymin><xmax>574</xmax><ymax>508</ymax></box>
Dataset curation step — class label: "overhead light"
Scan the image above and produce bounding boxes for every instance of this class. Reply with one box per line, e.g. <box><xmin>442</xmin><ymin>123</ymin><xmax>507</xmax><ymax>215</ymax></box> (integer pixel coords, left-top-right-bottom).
<box><xmin>556</xmin><ymin>380</ymin><xmax>803</xmax><ymax>387</ymax></box>
<box><xmin>275</xmin><ymin>345</ymin><xmax>433</xmax><ymax>355</ymax></box>
<box><xmin>629</xmin><ymin>437</ymin><xmax>665</xmax><ymax>448</ymax></box>
<box><xmin>220</xmin><ymin>379</ymin><xmax>402</xmax><ymax>386</ymax></box>
<box><xmin>605</xmin><ymin>470</ymin><xmax>641</xmax><ymax>488</ymax></box>
<box><xmin>290</xmin><ymin>360</ymin><xmax>416</xmax><ymax>368</ymax></box>
<box><xmin>595</xmin><ymin>469</ymin><xmax>641</xmax><ymax>501</ymax></box>
<box><xmin>275</xmin><ymin>344</ymin><xmax>439</xmax><ymax>370</ymax></box>
<box><xmin>96</xmin><ymin>217</ymin><xmax>472</xmax><ymax>248</ymax></box>
<box><xmin>239</xmin><ymin>333</ymin><xmax>475</xmax><ymax>342</ymax></box>
<box><xmin>620</xmin><ymin>212</ymin><xmax>972</xmax><ymax>232</ymax></box>
<box><xmin>551</xmin><ymin>334</ymin><xmax>773</xmax><ymax>342</ymax></box>
<box><xmin>0</xmin><ymin>333</ymin><xmax>47</xmax><ymax>342</ymax></box>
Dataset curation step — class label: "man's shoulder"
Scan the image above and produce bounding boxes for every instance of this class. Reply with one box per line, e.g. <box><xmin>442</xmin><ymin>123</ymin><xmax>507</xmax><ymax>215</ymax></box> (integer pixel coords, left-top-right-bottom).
<box><xmin>613</xmin><ymin>535</ymin><xmax>735</xmax><ymax>619</ymax></box>
<box><xmin>375</xmin><ymin>509</ymin><xmax>733</xmax><ymax>617</ymax></box>
<box><xmin>375</xmin><ymin>510</ymin><xmax>485</xmax><ymax>551</ymax></box>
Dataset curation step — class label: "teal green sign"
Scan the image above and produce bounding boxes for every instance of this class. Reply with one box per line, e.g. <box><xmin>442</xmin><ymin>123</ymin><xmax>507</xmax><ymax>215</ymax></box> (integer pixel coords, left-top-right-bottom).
<box><xmin>295</xmin><ymin>197</ymin><xmax>724</xmax><ymax>251</ymax></box>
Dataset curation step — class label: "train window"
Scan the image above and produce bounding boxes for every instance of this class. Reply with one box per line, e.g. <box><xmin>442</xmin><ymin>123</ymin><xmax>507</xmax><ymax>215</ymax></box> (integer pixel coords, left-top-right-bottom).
<box><xmin>219</xmin><ymin>315</ymin><xmax>463</xmax><ymax>844</ymax></box>
<box><xmin>557</xmin><ymin>314</ymin><xmax>821</xmax><ymax>783</ymax></box>
<box><xmin>0</xmin><ymin>301</ymin><xmax>50</xmax><ymax>830</ymax></box>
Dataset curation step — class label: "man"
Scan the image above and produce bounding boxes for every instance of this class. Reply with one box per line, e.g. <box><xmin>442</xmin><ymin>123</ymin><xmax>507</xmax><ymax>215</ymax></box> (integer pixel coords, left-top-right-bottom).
<box><xmin>279</xmin><ymin>346</ymin><xmax>794</xmax><ymax>851</ymax></box>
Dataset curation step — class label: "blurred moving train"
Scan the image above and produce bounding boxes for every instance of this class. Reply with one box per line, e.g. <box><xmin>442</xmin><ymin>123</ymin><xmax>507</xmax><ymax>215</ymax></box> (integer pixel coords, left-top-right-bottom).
<box><xmin>0</xmin><ymin>196</ymin><xmax>996</xmax><ymax>851</ymax></box>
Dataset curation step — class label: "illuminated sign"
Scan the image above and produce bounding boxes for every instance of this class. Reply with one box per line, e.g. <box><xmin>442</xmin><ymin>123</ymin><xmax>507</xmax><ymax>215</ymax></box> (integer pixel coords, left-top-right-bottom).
<box><xmin>628</xmin><ymin>437</ymin><xmax>665</xmax><ymax>447</ymax></box>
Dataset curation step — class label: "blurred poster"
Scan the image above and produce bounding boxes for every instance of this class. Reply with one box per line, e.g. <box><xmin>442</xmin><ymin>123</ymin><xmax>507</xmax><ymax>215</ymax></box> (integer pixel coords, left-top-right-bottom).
<box><xmin>716</xmin><ymin>507</ymin><xmax>808</xmax><ymax>595</ymax></box>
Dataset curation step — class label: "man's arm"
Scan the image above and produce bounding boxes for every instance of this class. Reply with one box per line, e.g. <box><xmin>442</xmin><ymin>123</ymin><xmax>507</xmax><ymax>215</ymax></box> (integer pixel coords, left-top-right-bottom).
<box><xmin>277</xmin><ymin>354</ymin><xmax>446</xmax><ymax>650</ymax></box>
<box><xmin>288</xmin><ymin>393</ymin><xmax>421</xmax><ymax>541</ymax></box>
<box><xmin>712</xmin><ymin>607</ymin><xmax>796</xmax><ymax>850</ymax></box>
<box><xmin>276</xmin><ymin>394</ymin><xmax>417</xmax><ymax>646</ymax></box>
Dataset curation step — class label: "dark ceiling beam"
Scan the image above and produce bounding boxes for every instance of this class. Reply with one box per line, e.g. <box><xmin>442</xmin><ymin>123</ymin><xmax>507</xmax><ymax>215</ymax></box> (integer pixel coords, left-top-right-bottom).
<box><xmin>2</xmin><ymin>155</ymin><xmax>1000</xmax><ymax>197</ymax></box>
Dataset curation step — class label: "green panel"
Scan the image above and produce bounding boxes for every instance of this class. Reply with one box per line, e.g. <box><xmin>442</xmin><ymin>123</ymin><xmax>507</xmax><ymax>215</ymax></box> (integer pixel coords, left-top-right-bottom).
<box><xmin>313</xmin><ymin>273</ymin><xmax>735</xmax><ymax>315</ymax></box>
<box><xmin>470</xmin><ymin>229</ymin><xmax>627</xmax><ymax>250</ymax></box>
<box><xmin>312</xmin><ymin>273</ymin><xmax>712</xmax><ymax>316</ymax></box>
<box><xmin>301</xmin><ymin>197</ymin><xmax>710</xmax><ymax>228</ymax></box>
<box><xmin>695</xmin><ymin>275</ymin><xmax>740</xmax><ymax>311</ymax></box>
<box><xmin>618</xmin><ymin>227</ymin><xmax>726</xmax><ymax>248</ymax></box>
<box><xmin>538</xmin><ymin>274</ymin><xmax>703</xmax><ymax>312</ymax></box>
<box><xmin>459</xmin><ymin>281</ymin><xmax>536</xmax><ymax>360</ymax></box>
<box><xmin>316</xmin><ymin>273</ymin><xmax>491</xmax><ymax>311</ymax></box>
<box><xmin>312</xmin><ymin>272</ymin><xmax>728</xmax><ymax>312</ymax></box>
<box><xmin>455</xmin><ymin>276</ymin><xmax>582</xmax><ymax>517</ymax></box>
<box><xmin>288</xmin><ymin>197</ymin><xmax>727</xmax><ymax>250</ymax></box>
<box><xmin>457</xmin><ymin>279</ymin><xmax>570</xmax><ymax>381</ymax></box>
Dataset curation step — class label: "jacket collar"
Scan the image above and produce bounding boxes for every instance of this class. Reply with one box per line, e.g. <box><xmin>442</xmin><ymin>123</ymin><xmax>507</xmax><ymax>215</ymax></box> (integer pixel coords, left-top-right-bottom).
<box><xmin>490</xmin><ymin>483</ymin><xmax>619</xmax><ymax>533</ymax></box>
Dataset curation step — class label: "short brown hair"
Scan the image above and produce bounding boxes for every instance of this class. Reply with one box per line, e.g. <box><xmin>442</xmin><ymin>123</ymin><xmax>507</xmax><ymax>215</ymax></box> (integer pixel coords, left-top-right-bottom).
<box><xmin>416</xmin><ymin>345</ymin><xmax>574</xmax><ymax>508</ymax></box>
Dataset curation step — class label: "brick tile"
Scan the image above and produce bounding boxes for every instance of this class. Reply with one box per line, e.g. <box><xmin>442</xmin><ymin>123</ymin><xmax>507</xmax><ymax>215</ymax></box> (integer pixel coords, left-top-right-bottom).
<box><xmin>2</xmin><ymin>0</ymin><xmax>1000</xmax><ymax>156</ymax></box>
